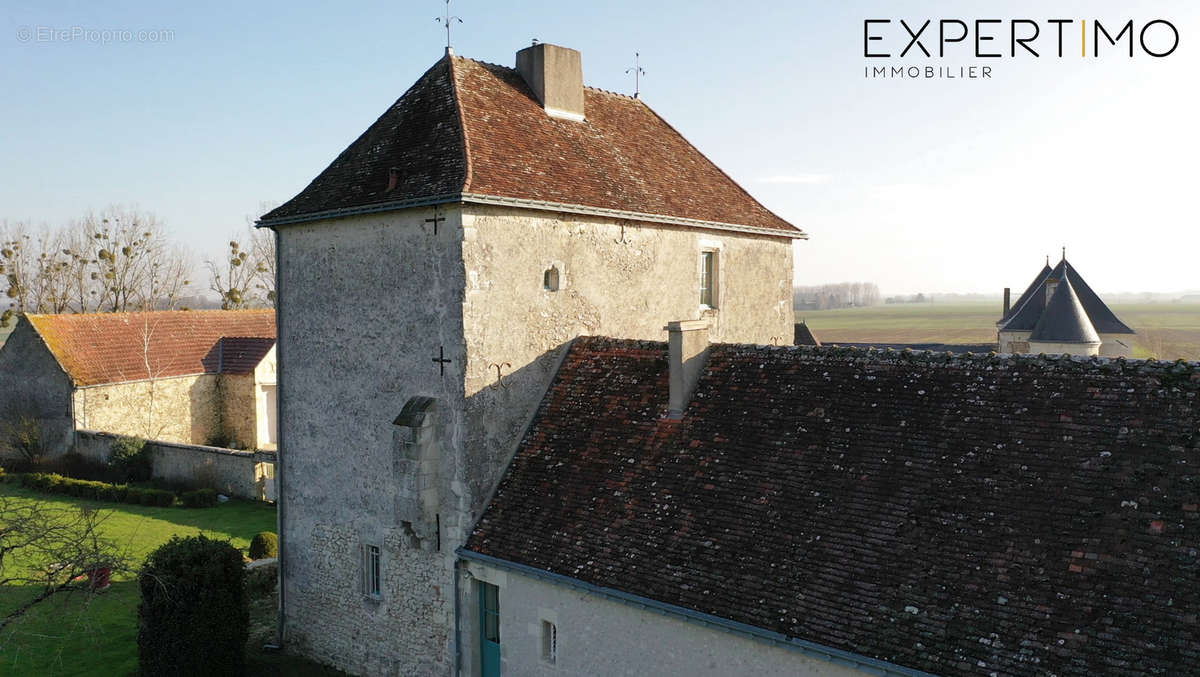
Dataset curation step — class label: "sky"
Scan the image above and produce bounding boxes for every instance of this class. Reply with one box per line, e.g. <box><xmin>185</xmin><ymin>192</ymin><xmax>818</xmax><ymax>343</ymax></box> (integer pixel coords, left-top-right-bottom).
<box><xmin>2</xmin><ymin>1</ymin><xmax>1197</xmax><ymax>296</ymax></box>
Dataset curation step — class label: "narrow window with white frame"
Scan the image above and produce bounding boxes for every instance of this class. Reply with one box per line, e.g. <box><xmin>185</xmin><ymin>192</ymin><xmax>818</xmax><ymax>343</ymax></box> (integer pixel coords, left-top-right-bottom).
<box><xmin>541</xmin><ymin>620</ymin><xmax>557</xmax><ymax>665</ymax></box>
<box><xmin>362</xmin><ymin>543</ymin><xmax>382</xmax><ymax>599</ymax></box>
<box><xmin>700</xmin><ymin>250</ymin><xmax>718</xmax><ymax>309</ymax></box>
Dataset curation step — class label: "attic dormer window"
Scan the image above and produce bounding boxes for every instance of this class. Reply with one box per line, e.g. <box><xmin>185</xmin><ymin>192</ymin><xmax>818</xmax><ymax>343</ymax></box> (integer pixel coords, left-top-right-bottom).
<box><xmin>543</xmin><ymin>266</ymin><xmax>560</xmax><ymax>292</ymax></box>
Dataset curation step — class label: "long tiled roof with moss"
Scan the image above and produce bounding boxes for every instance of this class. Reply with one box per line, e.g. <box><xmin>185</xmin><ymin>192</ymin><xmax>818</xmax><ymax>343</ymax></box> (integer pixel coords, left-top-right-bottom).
<box><xmin>24</xmin><ymin>310</ymin><xmax>276</xmax><ymax>386</ymax></box>
<box><xmin>468</xmin><ymin>337</ymin><xmax>1200</xmax><ymax>676</ymax></box>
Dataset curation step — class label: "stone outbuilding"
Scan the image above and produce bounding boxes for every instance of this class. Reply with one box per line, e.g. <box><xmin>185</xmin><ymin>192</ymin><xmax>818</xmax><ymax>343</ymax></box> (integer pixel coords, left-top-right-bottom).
<box><xmin>998</xmin><ymin>255</ymin><xmax>1135</xmax><ymax>356</ymax></box>
<box><xmin>0</xmin><ymin>310</ymin><xmax>277</xmax><ymax>455</ymax></box>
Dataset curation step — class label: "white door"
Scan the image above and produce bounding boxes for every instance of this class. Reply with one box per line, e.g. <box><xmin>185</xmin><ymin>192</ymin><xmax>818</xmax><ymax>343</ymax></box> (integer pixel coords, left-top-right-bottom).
<box><xmin>261</xmin><ymin>385</ymin><xmax>278</xmax><ymax>446</ymax></box>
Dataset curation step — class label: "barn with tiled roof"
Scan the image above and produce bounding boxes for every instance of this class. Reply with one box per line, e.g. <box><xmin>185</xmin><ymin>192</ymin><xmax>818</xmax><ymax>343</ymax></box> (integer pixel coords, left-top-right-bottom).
<box><xmin>0</xmin><ymin>310</ymin><xmax>277</xmax><ymax>452</ymax></box>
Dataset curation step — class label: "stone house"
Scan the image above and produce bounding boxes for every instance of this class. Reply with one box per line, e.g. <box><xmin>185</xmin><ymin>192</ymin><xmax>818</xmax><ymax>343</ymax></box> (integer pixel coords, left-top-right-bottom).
<box><xmin>0</xmin><ymin>310</ymin><xmax>277</xmax><ymax>456</ymax></box>
<box><xmin>261</xmin><ymin>42</ymin><xmax>1197</xmax><ymax>677</ymax></box>
<box><xmin>998</xmin><ymin>255</ymin><xmax>1135</xmax><ymax>357</ymax></box>
<box><xmin>259</xmin><ymin>41</ymin><xmax>803</xmax><ymax>676</ymax></box>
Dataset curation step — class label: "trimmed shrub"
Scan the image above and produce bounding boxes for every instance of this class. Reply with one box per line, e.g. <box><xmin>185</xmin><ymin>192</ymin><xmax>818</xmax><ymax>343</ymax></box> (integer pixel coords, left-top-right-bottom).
<box><xmin>138</xmin><ymin>488</ymin><xmax>174</xmax><ymax>507</ymax></box>
<box><xmin>138</xmin><ymin>535</ymin><xmax>248</xmax><ymax>676</ymax></box>
<box><xmin>180</xmin><ymin>488</ymin><xmax>218</xmax><ymax>509</ymax></box>
<box><xmin>248</xmin><ymin>531</ymin><xmax>278</xmax><ymax>560</ymax></box>
<box><xmin>17</xmin><ymin>472</ymin><xmax>178</xmax><ymax>507</ymax></box>
<box><xmin>108</xmin><ymin>436</ymin><xmax>152</xmax><ymax>483</ymax></box>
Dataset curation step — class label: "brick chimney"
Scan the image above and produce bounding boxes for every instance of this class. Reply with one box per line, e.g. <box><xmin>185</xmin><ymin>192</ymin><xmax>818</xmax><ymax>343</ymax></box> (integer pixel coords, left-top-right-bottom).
<box><xmin>516</xmin><ymin>42</ymin><xmax>586</xmax><ymax>121</ymax></box>
<box><xmin>665</xmin><ymin>320</ymin><xmax>710</xmax><ymax>419</ymax></box>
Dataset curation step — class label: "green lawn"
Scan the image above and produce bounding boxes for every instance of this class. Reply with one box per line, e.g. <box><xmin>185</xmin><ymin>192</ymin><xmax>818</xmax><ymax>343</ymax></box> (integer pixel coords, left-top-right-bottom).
<box><xmin>0</xmin><ymin>484</ymin><xmax>302</xmax><ymax>677</ymax></box>
<box><xmin>801</xmin><ymin>302</ymin><xmax>1200</xmax><ymax>360</ymax></box>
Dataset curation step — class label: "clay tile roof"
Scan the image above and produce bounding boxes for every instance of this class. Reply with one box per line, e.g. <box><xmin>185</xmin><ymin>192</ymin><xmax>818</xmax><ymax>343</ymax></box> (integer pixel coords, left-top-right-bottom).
<box><xmin>210</xmin><ymin>336</ymin><xmax>276</xmax><ymax>375</ymax></box>
<box><xmin>466</xmin><ymin>337</ymin><xmax>1200</xmax><ymax>677</ymax></box>
<box><xmin>261</xmin><ymin>55</ymin><xmax>801</xmax><ymax>237</ymax></box>
<box><xmin>26</xmin><ymin>310</ymin><xmax>276</xmax><ymax>386</ymax></box>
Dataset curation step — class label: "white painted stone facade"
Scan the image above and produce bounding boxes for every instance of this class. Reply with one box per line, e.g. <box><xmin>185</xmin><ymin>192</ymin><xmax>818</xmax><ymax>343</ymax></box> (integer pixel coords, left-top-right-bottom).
<box><xmin>461</xmin><ymin>560</ymin><xmax>872</xmax><ymax>677</ymax></box>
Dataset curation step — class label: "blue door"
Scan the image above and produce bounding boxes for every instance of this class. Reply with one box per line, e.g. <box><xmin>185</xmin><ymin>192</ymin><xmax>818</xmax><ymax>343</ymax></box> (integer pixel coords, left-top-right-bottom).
<box><xmin>479</xmin><ymin>582</ymin><xmax>501</xmax><ymax>677</ymax></box>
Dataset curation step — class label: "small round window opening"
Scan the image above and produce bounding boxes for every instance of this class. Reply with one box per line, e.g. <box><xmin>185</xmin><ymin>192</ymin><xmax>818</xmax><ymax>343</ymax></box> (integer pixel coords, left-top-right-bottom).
<box><xmin>543</xmin><ymin>266</ymin><xmax>560</xmax><ymax>292</ymax></box>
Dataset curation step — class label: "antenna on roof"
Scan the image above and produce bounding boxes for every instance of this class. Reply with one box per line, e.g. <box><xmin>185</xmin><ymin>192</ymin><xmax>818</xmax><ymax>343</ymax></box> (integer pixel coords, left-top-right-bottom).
<box><xmin>625</xmin><ymin>52</ymin><xmax>646</xmax><ymax>98</ymax></box>
<box><xmin>435</xmin><ymin>0</ymin><xmax>463</xmax><ymax>54</ymax></box>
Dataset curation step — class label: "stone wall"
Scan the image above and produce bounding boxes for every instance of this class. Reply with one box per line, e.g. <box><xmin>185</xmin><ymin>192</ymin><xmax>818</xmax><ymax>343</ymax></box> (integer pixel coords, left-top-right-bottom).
<box><xmin>275</xmin><ymin>203</ymin><xmax>796</xmax><ymax>676</ymax></box>
<box><xmin>74</xmin><ymin>429</ymin><xmax>275</xmax><ymax>500</ymax></box>
<box><xmin>461</xmin><ymin>560</ymin><xmax>870</xmax><ymax>677</ymax></box>
<box><xmin>460</xmin><ymin>205</ymin><xmax>794</xmax><ymax>517</ymax></box>
<box><xmin>0</xmin><ymin>318</ymin><xmax>74</xmax><ymax>455</ymax></box>
<box><xmin>72</xmin><ymin>374</ymin><xmax>223</xmax><ymax>445</ymax></box>
<box><xmin>220</xmin><ymin>374</ymin><xmax>258</xmax><ymax>449</ymax></box>
<box><xmin>275</xmin><ymin>206</ymin><xmax>466</xmax><ymax>677</ymax></box>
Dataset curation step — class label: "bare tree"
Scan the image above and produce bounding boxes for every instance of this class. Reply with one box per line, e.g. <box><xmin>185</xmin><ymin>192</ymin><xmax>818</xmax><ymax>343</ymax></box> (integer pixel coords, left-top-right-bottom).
<box><xmin>206</xmin><ymin>218</ymin><xmax>276</xmax><ymax>310</ymax></box>
<box><xmin>0</xmin><ymin>208</ymin><xmax>192</xmax><ymax>325</ymax></box>
<box><xmin>0</xmin><ymin>497</ymin><xmax>131</xmax><ymax>632</ymax></box>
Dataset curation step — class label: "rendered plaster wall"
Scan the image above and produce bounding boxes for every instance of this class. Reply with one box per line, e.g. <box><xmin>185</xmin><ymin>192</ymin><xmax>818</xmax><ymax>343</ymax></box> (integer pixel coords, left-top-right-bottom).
<box><xmin>1028</xmin><ymin>340</ymin><xmax>1100</xmax><ymax>357</ymax></box>
<box><xmin>274</xmin><ymin>206</ymin><xmax>467</xmax><ymax>677</ymax></box>
<box><xmin>461</xmin><ymin>562</ymin><xmax>871</xmax><ymax>677</ymax></box>
<box><xmin>459</xmin><ymin>205</ymin><xmax>795</xmax><ymax>516</ymax></box>
<box><xmin>1098</xmin><ymin>333</ymin><xmax>1134</xmax><ymax>357</ymax></box>
<box><xmin>998</xmin><ymin>330</ymin><xmax>1030</xmax><ymax>354</ymax></box>
<box><xmin>0</xmin><ymin>318</ymin><xmax>74</xmax><ymax>456</ymax></box>
<box><xmin>72</xmin><ymin>373</ymin><xmax>222</xmax><ymax>445</ymax></box>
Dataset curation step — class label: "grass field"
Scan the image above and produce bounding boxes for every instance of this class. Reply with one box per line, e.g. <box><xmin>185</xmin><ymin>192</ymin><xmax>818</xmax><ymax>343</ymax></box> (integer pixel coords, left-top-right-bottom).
<box><xmin>800</xmin><ymin>303</ymin><xmax>1200</xmax><ymax>360</ymax></box>
<box><xmin>0</xmin><ymin>485</ymin><xmax>339</xmax><ymax>676</ymax></box>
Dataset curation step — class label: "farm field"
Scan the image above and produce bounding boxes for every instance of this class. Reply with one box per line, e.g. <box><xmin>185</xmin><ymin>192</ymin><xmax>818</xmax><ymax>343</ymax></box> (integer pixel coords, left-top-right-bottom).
<box><xmin>801</xmin><ymin>303</ymin><xmax>1200</xmax><ymax>361</ymax></box>
<box><xmin>0</xmin><ymin>485</ymin><xmax>338</xmax><ymax>676</ymax></box>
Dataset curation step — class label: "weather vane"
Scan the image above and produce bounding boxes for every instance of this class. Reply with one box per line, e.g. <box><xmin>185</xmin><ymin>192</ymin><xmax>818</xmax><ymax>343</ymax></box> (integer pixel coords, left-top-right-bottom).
<box><xmin>436</xmin><ymin>0</ymin><xmax>463</xmax><ymax>52</ymax></box>
<box><xmin>626</xmin><ymin>52</ymin><xmax>646</xmax><ymax>98</ymax></box>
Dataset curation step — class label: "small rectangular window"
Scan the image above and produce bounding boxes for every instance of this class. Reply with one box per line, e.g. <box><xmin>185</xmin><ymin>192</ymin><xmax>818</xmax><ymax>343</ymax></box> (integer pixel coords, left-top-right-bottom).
<box><xmin>363</xmin><ymin>544</ymin><xmax>381</xmax><ymax>599</ymax></box>
<box><xmin>541</xmin><ymin>620</ymin><xmax>557</xmax><ymax>664</ymax></box>
<box><xmin>700</xmin><ymin>251</ymin><xmax>717</xmax><ymax>308</ymax></box>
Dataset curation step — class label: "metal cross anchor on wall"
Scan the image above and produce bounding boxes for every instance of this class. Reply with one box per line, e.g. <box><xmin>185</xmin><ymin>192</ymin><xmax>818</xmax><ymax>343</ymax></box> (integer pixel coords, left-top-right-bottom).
<box><xmin>425</xmin><ymin>208</ymin><xmax>445</xmax><ymax>235</ymax></box>
<box><xmin>488</xmin><ymin>362</ymin><xmax>512</xmax><ymax>390</ymax></box>
<box><xmin>432</xmin><ymin>346</ymin><xmax>452</xmax><ymax>375</ymax></box>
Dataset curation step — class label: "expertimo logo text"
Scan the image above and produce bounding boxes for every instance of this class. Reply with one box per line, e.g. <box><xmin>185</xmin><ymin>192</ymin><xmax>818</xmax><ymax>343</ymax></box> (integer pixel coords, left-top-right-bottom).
<box><xmin>864</xmin><ymin>19</ymin><xmax>1179</xmax><ymax>59</ymax></box>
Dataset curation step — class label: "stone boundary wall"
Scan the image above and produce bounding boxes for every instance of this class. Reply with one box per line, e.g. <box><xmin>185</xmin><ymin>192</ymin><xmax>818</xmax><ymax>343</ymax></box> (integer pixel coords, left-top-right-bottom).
<box><xmin>73</xmin><ymin>429</ymin><xmax>276</xmax><ymax>501</ymax></box>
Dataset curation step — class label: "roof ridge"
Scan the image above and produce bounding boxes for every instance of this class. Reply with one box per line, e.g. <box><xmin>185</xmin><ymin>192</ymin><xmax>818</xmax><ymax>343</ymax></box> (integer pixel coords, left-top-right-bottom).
<box><xmin>583</xmin><ymin>334</ymin><xmax>1200</xmax><ymax>371</ymax></box>
<box><xmin>446</xmin><ymin>55</ymin><xmax>475</xmax><ymax>193</ymax></box>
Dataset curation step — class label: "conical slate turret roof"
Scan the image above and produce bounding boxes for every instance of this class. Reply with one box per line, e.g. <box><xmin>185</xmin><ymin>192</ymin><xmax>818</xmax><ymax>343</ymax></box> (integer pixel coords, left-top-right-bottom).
<box><xmin>1029</xmin><ymin>274</ymin><xmax>1101</xmax><ymax>344</ymax></box>
<box><xmin>999</xmin><ymin>257</ymin><xmax>1134</xmax><ymax>335</ymax></box>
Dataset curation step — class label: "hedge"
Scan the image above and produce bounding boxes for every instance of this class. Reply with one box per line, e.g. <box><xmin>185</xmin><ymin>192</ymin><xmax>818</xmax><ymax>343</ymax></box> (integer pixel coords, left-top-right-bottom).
<box><xmin>180</xmin><ymin>488</ymin><xmax>218</xmax><ymax>508</ymax></box>
<box><xmin>19</xmin><ymin>473</ymin><xmax>175</xmax><ymax>507</ymax></box>
<box><xmin>138</xmin><ymin>535</ymin><xmax>249</xmax><ymax>676</ymax></box>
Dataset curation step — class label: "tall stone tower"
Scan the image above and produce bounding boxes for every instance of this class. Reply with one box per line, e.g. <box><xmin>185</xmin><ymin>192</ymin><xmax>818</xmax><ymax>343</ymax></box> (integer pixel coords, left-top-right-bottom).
<box><xmin>260</xmin><ymin>43</ymin><xmax>804</xmax><ymax>676</ymax></box>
